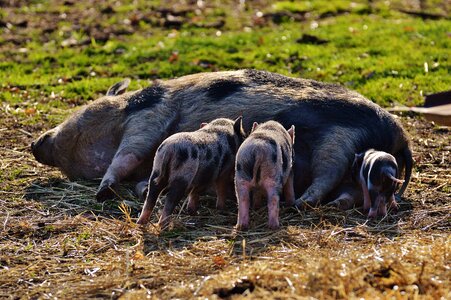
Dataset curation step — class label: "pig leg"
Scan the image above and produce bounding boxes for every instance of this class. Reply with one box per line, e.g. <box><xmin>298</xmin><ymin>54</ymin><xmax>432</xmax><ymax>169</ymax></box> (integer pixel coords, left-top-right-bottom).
<box><xmin>96</xmin><ymin>151</ymin><xmax>142</xmax><ymax>201</ymax></box>
<box><xmin>158</xmin><ymin>178</ymin><xmax>189</xmax><ymax>229</ymax></box>
<box><xmin>295</xmin><ymin>134</ymin><xmax>349</xmax><ymax>208</ymax></box>
<box><xmin>296</xmin><ymin>161</ymin><xmax>345</xmax><ymax>208</ymax></box>
<box><xmin>282</xmin><ymin>171</ymin><xmax>295</xmax><ymax>207</ymax></box>
<box><xmin>265</xmin><ymin>182</ymin><xmax>280</xmax><ymax>230</ymax></box>
<box><xmin>327</xmin><ymin>192</ymin><xmax>356</xmax><ymax>210</ymax></box>
<box><xmin>96</xmin><ymin>111</ymin><xmax>178</xmax><ymax>202</ymax></box>
<box><xmin>235</xmin><ymin>179</ymin><xmax>251</xmax><ymax>231</ymax></box>
<box><xmin>136</xmin><ymin>179</ymin><xmax>167</xmax><ymax>225</ymax></box>
<box><xmin>326</xmin><ymin>181</ymin><xmax>363</xmax><ymax>210</ymax></box>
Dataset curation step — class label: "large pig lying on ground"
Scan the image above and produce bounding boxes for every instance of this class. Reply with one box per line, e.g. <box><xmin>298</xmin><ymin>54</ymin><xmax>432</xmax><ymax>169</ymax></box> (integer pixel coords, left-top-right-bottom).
<box><xmin>31</xmin><ymin>69</ymin><xmax>412</xmax><ymax>207</ymax></box>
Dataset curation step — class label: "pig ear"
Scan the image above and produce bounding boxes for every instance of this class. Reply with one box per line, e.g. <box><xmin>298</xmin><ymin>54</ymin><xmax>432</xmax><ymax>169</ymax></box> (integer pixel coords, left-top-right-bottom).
<box><xmin>233</xmin><ymin>116</ymin><xmax>244</xmax><ymax>136</ymax></box>
<box><xmin>106</xmin><ymin>78</ymin><xmax>131</xmax><ymax>96</ymax></box>
<box><xmin>287</xmin><ymin>125</ymin><xmax>295</xmax><ymax>144</ymax></box>
<box><xmin>251</xmin><ymin>122</ymin><xmax>259</xmax><ymax>132</ymax></box>
<box><xmin>200</xmin><ymin>122</ymin><xmax>208</xmax><ymax>128</ymax></box>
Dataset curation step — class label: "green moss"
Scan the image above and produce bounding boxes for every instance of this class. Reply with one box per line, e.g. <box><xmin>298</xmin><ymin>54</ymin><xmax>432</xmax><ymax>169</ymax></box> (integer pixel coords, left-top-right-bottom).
<box><xmin>1</xmin><ymin>0</ymin><xmax>449</xmax><ymax>124</ymax></box>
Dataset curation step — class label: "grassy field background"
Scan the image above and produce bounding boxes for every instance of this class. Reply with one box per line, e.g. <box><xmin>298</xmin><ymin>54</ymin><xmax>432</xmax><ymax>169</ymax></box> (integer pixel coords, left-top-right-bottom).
<box><xmin>0</xmin><ymin>0</ymin><xmax>450</xmax><ymax>299</ymax></box>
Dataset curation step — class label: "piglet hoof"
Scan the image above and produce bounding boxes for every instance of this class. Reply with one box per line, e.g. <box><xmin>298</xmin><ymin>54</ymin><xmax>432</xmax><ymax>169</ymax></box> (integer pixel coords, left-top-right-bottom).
<box><xmin>136</xmin><ymin>216</ymin><xmax>149</xmax><ymax>225</ymax></box>
<box><xmin>158</xmin><ymin>214</ymin><xmax>172</xmax><ymax>230</ymax></box>
<box><xmin>95</xmin><ymin>184</ymin><xmax>117</xmax><ymax>202</ymax></box>
<box><xmin>283</xmin><ymin>199</ymin><xmax>295</xmax><ymax>208</ymax></box>
<box><xmin>367</xmin><ymin>208</ymin><xmax>378</xmax><ymax>219</ymax></box>
<box><xmin>135</xmin><ymin>181</ymin><xmax>148</xmax><ymax>201</ymax></box>
<box><xmin>268</xmin><ymin>221</ymin><xmax>280</xmax><ymax>230</ymax></box>
<box><xmin>216</xmin><ymin>203</ymin><xmax>227</xmax><ymax>212</ymax></box>
<box><xmin>187</xmin><ymin>207</ymin><xmax>198</xmax><ymax>216</ymax></box>
<box><xmin>187</xmin><ymin>202</ymin><xmax>199</xmax><ymax>216</ymax></box>
<box><xmin>388</xmin><ymin>202</ymin><xmax>399</xmax><ymax>213</ymax></box>
<box><xmin>235</xmin><ymin>223</ymin><xmax>249</xmax><ymax>232</ymax></box>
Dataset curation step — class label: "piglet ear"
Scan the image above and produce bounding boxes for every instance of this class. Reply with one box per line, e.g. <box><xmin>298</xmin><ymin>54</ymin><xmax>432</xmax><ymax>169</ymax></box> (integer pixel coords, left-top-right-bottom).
<box><xmin>354</xmin><ymin>152</ymin><xmax>364</xmax><ymax>164</ymax></box>
<box><xmin>387</xmin><ymin>173</ymin><xmax>405</xmax><ymax>185</ymax></box>
<box><xmin>351</xmin><ymin>152</ymin><xmax>365</xmax><ymax>182</ymax></box>
<box><xmin>106</xmin><ymin>78</ymin><xmax>131</xmax><ymax>96</ymax></box>
<box><xmin>233</xmin><ymin>116</ymin><xmax>245</xmax><ymax>137</ymax></box>
<box><xmin>287</xmin><ymin>125</ymin><xmax>295</xmax><ymax>144</ymax></box>
<box><xmin>200</xmin><ymin>122</ymin><xmax>208</xmax><ymax>128</ymax></box>
<box><xmin>251</xmin><ymin>122</ymin><xmax>259</xmax><ymax>132</ymax></box>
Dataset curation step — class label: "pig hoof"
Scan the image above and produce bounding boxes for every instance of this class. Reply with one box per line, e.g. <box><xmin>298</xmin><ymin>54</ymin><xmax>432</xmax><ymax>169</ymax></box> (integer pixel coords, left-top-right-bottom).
<box><xmin>295</xmin><ymin>199</ymin><xmax>317</xmax><ymax>210</ymax></box>
<box><xmin>326</xmin><ymin>198</ymin><xmax>350</xmax><ymax>211</ymax></box>
<box><xmin>95</xmin><ymin>185</ymin><xmax>116</xmax><ymax>202</ymax></box>
<box><xmin>325</xmin><ymin>200</ymin><xmax>341</xmax><ymax>209</ymax></box>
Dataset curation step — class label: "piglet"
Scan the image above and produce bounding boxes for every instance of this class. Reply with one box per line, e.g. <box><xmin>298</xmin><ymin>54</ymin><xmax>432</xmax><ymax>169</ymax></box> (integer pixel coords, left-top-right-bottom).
<box><xmin>136</xmin><ymin>117</ymin><xmax>245</xmax><ymax>228</ymax></box>
<box><xmin>353</xmin><ymin>149</ymin><xmax>404</xmax><ymax>218</ymax></box>
<box><xmin>235</xmin><ymin>121</ymin><xmax>295</xmax><ymax>230</ymax></box>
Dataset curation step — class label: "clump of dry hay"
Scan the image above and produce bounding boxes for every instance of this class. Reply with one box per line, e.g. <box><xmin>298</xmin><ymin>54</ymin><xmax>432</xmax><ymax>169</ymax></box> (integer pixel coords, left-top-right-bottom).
<box><xmin>0</xmin><ymin>116</ymin><xmax>449</xmax><ymax>299</ymax></box>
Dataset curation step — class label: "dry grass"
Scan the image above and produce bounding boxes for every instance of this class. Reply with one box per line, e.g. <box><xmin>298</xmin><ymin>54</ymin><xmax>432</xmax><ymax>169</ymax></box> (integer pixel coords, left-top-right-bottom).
<box><xmin>0</xmin><ymin>113</ymin><xmax>450</xmax><ymax>299</ymax></box>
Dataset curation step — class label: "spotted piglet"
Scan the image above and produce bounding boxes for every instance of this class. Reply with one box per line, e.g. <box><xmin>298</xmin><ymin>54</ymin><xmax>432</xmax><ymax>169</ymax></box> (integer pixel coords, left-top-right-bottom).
<box><xmin>353</xmin><ymin>149</ymin><xmax>404</xmax><ymax>218</ymax></box>
<box><xmin>136</xmin><ymin>117</ymin><xmax>245</xmax><ymax>228</ymax></box>
<box><xmin>235</xmin><ymin>121</ymin><xmax>295</xmax><ymax>230</ymax></box>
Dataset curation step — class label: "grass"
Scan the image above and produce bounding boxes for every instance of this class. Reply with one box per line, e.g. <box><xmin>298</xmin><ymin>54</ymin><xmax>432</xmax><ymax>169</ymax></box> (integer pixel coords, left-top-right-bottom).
<box><xmin>0</xmin><ymin>0</ymin><xmax>450</xmax><ymax>299</ymax></box>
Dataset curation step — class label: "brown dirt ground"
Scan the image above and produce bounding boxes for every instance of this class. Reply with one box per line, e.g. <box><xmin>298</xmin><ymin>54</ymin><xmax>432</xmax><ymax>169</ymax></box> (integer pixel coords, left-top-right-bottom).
<box><xmin>0</xmin><ymin>0</ymin><xmax>450</xmax><ymax>298</ymax></box>
<box><xmin>0</xmin><ymin>110</ymin><xmax>449</xmax><ymax>299</ymax></box>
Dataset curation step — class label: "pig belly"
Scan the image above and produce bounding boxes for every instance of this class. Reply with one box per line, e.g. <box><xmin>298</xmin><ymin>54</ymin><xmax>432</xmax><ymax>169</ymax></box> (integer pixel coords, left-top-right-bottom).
<box><xmin>74</xmin><ymin>143</ymin><xmax>118</xmax><ymax>179</ymax></box>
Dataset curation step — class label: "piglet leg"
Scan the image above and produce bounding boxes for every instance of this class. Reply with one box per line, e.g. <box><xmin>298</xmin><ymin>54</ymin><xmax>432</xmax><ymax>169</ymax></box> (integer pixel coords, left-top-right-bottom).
<box><xmin>215</xmin><ymin>176</ymin><xmax>230</xmax><ymax>211</ymax></box>
<box><xmin>235</xmin><ymin>179</ymin><xmax>251</xmax><ymax>231</ymax></box>
<box><xmin>96</xmin><ymin>151</ymin><xmax>142</xmax><ymax>201</ymax></box>
<box><xmin>187</xmin><ymin>188</ymin><xmax>201</xmax><ymax>215</ymax></box>
<box><xmin>387</xmin><ymin>194</ymin><xmax>399</xmax><ymax>213</ymax></box>
<box><xmin>377</xmin><ymin>195</ymin><xmax>387</xmax><ymax>217</ymax></box>
<box><xmin>361</xmin><ymin>181</ymin><xmax>371</xmax><ymax>212</ymax></box>
<box><xmin>282</xmin><ymin>171</ymin><xmax>295</xmax><ymax>207</ymax></box>
<box><xmin>265</xmin><ymin>183</ymin><xmax>280</xmax><ymax>230</ymax></box>
<box><xmin>367</xmin><ymin>190</ymin><xmax>380</xmax><ymax>219</ymax></box>
<box><xmin>137</xmin><ymin>178</ymin><xmax>166</xmax><ymax>225</ymax></box>
<box><xmin>158</xmin><ymin>178</ymin><xmax>188</xmax><ymax>229</ymax></box>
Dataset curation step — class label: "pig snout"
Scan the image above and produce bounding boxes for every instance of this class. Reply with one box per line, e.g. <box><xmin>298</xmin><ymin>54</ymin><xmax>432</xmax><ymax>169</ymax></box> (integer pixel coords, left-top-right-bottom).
<box><xmin>31</xmin><ymin>133</ymin><xmax>56</xmax><ymax>166</ymax></box>
<box><xmin>368</xmin><ymin>194</ymin><xmax>387</xmax><ymax>219</ymax></box>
